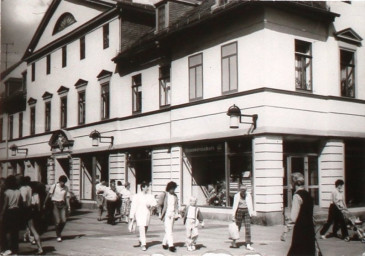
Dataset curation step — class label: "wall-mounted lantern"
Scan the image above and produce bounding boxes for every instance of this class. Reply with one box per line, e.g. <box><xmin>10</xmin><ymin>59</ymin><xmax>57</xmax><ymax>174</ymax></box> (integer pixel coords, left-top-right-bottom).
<box><xmin>227</xmin><ymin>104</ymin><xmax>258</xmax><ymax>130</ymax></box>
<box><xmin>9</xmin><ymin>144</ymin><xmax>28</xmax><ymax>157</ymax></box>
<box><xmin>89</xmin><ymin>130</ymin><xmax>114</xmax><ymax>147</ymax></box>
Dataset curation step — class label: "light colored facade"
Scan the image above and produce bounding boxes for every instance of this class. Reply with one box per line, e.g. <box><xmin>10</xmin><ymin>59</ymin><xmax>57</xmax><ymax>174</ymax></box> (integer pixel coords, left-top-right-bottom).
<box><xmin>1</xmin><ymin>0</ymin><xmax>364</xmax><ymax>225</ymax></box>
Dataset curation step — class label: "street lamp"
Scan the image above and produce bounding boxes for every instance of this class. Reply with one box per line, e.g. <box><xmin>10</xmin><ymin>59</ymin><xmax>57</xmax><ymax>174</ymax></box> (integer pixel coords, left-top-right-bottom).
<box><xmin>89</xmin><ymin>130</ymin><xmax>114</xmax><ymax>147</ymax></box>
<box><xmin>227</xmin><ymin>104</ymin><xmax>258</xmax><ymax>130</ymax></box>
<box><xmin>9</xmin><ymin>144</ymin><xmax>28</xmax><ymax>156</ymax></box>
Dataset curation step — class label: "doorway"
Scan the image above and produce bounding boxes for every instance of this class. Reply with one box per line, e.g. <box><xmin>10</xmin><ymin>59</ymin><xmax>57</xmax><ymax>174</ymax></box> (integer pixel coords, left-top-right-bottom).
<box><xmin>127</xmin><ymin>150</ymin><xmax>151</xmax><ymax>193</ymax></box>
<box><xmin>284</xmin><ymin>155</ymin><xmax>319</xmax><ymax>207</ymax></box>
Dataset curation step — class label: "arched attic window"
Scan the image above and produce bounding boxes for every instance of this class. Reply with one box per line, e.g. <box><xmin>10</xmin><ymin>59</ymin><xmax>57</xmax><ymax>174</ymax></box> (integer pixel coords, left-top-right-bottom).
<box><xmin>53</xmin><ymin>13</ymin><xmax>76</xmax><ymax>35</ymax></box>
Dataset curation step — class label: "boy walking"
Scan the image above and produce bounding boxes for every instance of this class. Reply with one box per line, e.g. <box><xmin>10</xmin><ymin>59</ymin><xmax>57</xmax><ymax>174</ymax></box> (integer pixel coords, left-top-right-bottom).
<box><xmin>183</xmin><ymin>197</ymin><xmax>203</xmax><ymax>252</ymax></box>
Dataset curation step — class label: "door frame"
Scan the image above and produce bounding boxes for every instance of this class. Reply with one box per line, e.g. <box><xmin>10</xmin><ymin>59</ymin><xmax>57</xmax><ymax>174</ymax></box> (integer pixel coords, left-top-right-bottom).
<box><xmin>285</xmin><ymin>153</ymin><xmax>319</xmax><ymax>207</ymax></box>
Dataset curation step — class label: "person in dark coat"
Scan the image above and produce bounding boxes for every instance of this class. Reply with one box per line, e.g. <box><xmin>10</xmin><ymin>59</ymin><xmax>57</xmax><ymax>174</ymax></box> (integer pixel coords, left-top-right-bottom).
<box><xmin>287</xmin><ymin>173</ymin><xmax>315</xmax><ymax>256</ymax></box>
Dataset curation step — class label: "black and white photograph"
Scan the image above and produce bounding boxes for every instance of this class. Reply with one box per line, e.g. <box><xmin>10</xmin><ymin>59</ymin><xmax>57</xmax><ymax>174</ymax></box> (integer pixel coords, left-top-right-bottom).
<box><xmin>0</xmin><ymin>0</ymin><xmax>364</xmax><ymax>255</ymax></box>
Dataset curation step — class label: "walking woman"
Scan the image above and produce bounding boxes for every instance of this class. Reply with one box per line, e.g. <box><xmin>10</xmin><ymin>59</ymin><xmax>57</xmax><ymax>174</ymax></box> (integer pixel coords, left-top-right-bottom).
<box><xmin>287</xmin><ymin>173</ymin><xmax>315</xmax><ymax>256</ymax></box>
<box><xmin>43</xmin><ymin>175</ymin><xmax>71</xmax><ymax>242</ymax></box>
<box><xmin>121</xmin><ymin>182</ymin><xmax>132</xmax><ymax>223</ymax></box>
<box><xmin>231</xmin><ymin>185</ymin><xmax>256</xmax><ymax>251</ymax></box>
<box><xmin>158</xmin><ymin>181</ymin><xmax>179</xmax><ymax>252</ymax></box>
<box><xmin>129</xmin><ymin>181</ymin><xmax>157</xmax><ymax>251</ymax></box>
<box><xmin>20</xmin><ymin>176</ymin><xmax>43</xmax><ymax>254</ymax></box>
<box><xmin>0</xmin><ymin>175</ymin><xmax>22</xmax><ymax>255</ymax></box>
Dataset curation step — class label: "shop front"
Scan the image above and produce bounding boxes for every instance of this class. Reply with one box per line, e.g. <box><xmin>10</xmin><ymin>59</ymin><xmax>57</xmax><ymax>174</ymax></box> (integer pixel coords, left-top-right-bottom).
<box><xmin>181</xmin><ymin>138</ymin><xmax>253</xmax><ymax>209</ymax></box>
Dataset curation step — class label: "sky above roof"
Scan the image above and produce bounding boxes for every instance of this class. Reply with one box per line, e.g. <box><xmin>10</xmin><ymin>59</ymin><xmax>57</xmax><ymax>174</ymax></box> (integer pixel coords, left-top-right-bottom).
<box><xmin>1</xmin><ymin>0</ymin><xmax>53</xmax><ymax>72</ymax></box>
<box><xmin>0</xmin><ymin>0</ymin><xmax>158</xmax><ymax>72</ymax></box>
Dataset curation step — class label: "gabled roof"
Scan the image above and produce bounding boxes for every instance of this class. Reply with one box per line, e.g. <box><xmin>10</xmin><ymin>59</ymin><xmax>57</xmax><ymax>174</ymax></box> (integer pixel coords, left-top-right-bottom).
<box><xmin>42</xmin><ymin>91</ymin><xmax>53</xmax><ymax>99</ymax></box>
<box><xmin>57</xmin><ymin>86</ymin><xmax>70</xmax><ymax>94</ymax></box>
<box><xmin>22</xmin><ymin>0</ymin><xmax>115</xmax><ymax>61</ymax></box>
<box><xmin>335</xmin><ymin>28</ymin><xmax>363</xmax><ymax>45</ymax></box>
<box><xmin>28</xmin><ymin>97</ymin><xmax>37</xmax><ymax>105</ymax></box>
<box><xmin>97</xmin><ymin>69</ymin><xmax>113</xmax><ymax>79</ymax></box>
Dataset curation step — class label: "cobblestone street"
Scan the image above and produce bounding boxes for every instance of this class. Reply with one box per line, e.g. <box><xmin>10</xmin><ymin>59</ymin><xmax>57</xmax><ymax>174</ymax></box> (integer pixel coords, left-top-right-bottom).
<box><xmin>17</xmin><ymin>210</ymin><xmax>365</xmax><ymax>256</ymax></box>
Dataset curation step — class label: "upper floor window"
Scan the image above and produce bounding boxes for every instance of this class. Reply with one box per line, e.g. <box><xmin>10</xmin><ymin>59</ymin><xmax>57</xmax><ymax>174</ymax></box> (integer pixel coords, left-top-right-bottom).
<box><xmin>132</xmin><ymin>74</ymin><xmax>142</xmax><ymax>113</ymax></box>
<box><xmin>30</xmin><ymin>106</ymin><xmax>36</xmax><ymax>135</ymax></box>
<box><xmin>159</xmin><ymin>65</ymin><xmax>171</xmax><ymax>107</ymax></box>
<box><xmin>46</xmin><ymin>54</ymin><xmax>51</xmax><ymax>75</ymax></box>
<box><xmin>19</xmin><ymin>112</ymin><xmax>23</xmax><ymax>138</ymax></box>
<box><xmin>157</xmin><ymin>5</ymin><xmax>166</xmax><ymax>31</ymax></box>
<box><xmin>53</xmin><ymin>13</ymin><xmax>76</xmax><ymax>35</ymax></box>
<box><xmin>78</xmin><ymin>91</ymin><xmax>86</xmax><ymax>125</ymax></box>
<box><xmin>295</xmin><ymin>40</ymin><xmax>312</xmax><ymax>91</ymax></box>
<box><xmin>45</xmin><ymin>101</ymin><xmax>51</xmax><ymax>132</ymax></box>
<box><xmin>62</xmin><ymin>46</ymin><xmax>67</xmax><ymax>68</ymax></box>
<box><xmin>31</xmin><ymin>63</ymin><xmax>35</xmax><ymax>82</ymax></box>
<box><xmin>101</xmin><ymin>83</ymin><xmax>110</xmax><ymax>120</ymax></box>
<box><xmin>80</xmin><ymin>36</ymin><xmax>85</xmax><ymax>60</ymax></box>
<box><xmin>8</xmin><ymin>115</ymin><xmax>13</xmax><ymax>140</ymax></box>
<box><xmin>222</xmin><ymin>42</ymin><xmax>238</xmax><ymax>94</ymax></box>
<box><xmin>60</xmin><ymin>96</ymin><xmax>67</xmax><ymax>128</ymax></box>
<box><xmin>0</xmin><ymin>118</ymin><xmax>3</xmax><ymax>142</ymax></box>
<box><xmin>189</xmin><ymin>53</ymin><xmax>203</xmax><ymax>101</ymax></box>
<box><xmin>103</xmin><ymin>24</ymin><xmax>109</xmax><ymax>49</ymax></box>
<box><xmin>340</xmin><ymin>50</ymin><xmax>355</xmax><ymax>98</ymax></box>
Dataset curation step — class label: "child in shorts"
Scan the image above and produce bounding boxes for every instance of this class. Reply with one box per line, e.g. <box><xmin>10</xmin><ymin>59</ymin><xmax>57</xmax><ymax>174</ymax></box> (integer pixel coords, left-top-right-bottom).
<box><xmin>183</xmin><ymin>197</ymin><xmax>204</xmax><ymax>251</ymax></box>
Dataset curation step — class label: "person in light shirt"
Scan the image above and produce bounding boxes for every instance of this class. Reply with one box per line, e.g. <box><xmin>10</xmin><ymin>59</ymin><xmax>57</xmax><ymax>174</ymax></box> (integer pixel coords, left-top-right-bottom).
<box><xmin>103</xmin><ymin>182</ymin><xmax>118</xmax><ymax>225</ymax></box>
<box><xmin>95</xmin><ymin>181</ymin><xmax>107</xmax><ymax>221</ymax></box>
<box><xmin>121</xmin><ymin>182</ymin><xmax>132</xmax><ymax>222</ymax></box>
<box><xmin>129</xmin><ymin>181</ymin><xmax>157</xmax><ymax>251</ymax></box>
<box><xmin>320</xmin><ymin>179</ymin><xmax>350</xmax><ymax>241</ymax></box>
<box><xmin>43</xmin><ymin>175</ymin><xmax>71</xmax><ymax>243</ymax></box>
<box><xmin>183</xmin><ymin>196</ymin><xmax>204</xmax><ymax>252</ymax></box>
<box><xmin>158</xmin><ymin>181</ymin><xmax>179</xmax><ymax>253</ymax></box>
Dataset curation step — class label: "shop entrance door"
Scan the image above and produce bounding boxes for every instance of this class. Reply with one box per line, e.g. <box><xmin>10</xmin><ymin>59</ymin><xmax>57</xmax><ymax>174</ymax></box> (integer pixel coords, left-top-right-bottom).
<box><xmin>284</xmin><ymin>155</ymin><xmax>319</xmax><ymax>207</ymax></box>
<box><xmin>127</xmin><ymin>151</ymin><xmax>151</xmax><ymax>193</ymax></box>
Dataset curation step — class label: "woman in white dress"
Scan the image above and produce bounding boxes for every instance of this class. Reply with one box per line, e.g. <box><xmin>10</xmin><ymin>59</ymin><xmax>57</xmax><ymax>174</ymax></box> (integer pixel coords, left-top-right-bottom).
<box><xmin>129</xmin><ymin>181</ymin><xmax>157</xmax><ymax>251</ymax></box>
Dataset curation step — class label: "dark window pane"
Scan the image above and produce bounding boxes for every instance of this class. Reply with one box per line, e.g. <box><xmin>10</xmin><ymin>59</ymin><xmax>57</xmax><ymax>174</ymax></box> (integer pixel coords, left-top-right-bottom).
<box><xmin>62</xmin><ymin>46</ymin><xmax>67</xmax><ymax>68</ymax></box>
<box><xmin>103</xmin><ymin>24</ymin><xmax>109</xmax><ymax>49</ymax></box>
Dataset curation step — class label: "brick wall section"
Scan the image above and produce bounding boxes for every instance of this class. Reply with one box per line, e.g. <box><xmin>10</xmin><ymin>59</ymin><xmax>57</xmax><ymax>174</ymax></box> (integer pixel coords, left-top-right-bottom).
<box><xmin>109</xmin><ymin>152</ymin><xmax>126</xmax><ymax>182</ymax></box>
<box><xmin>319</xmin><ymin>140</ymin><xmax>345</xmax><ymax>208</ymax></box>
<box><xmin>152</xmin><ymin>146</ymin><xmax>181</xmax><ymax>200</ymax></box>
<box><xmin>71</xmin><ymin>157</ymin><xmax>81</xmax><ymax>199</ymax></box>
<box><xmin>253</xmin><ymin>136</ymin><xmax>284</xmax><ymax>213</ymax></box>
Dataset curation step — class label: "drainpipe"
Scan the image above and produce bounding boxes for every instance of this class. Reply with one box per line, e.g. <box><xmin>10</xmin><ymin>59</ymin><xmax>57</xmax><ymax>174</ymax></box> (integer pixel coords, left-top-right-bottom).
<box><xmin>5</xmin><ymin>113</ymin><xmax>9</xmax><ymax>176</ymax></box>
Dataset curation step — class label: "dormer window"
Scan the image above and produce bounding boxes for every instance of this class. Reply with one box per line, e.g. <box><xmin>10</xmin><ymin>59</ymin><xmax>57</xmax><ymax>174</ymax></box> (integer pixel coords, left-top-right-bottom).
<box><xmin>53</xmin><ymin>13</ymin><xmax>76</xmax><ymax>35</ymax></box>
<box><xmin>157</xmin><ymin>4</ymin><xmax>167</xmax><ymax>31</ymax></box>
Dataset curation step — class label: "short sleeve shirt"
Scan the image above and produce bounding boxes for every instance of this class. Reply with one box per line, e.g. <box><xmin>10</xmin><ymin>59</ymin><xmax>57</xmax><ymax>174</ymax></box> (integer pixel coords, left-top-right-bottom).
<box><xmin>51</xmin><ymin>183</ymin><xmax>70</xmax><ymax>202</ymax></box>
<box><xmin>5</xmin><ymin>189</ymin><xmax>21</xmax><ymax>209</ymax></box>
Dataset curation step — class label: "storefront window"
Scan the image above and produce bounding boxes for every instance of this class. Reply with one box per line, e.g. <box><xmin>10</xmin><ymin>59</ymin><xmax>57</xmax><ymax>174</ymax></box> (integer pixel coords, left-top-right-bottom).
<box><xmin>182</xmin><ymin>139</ymin><xmax>252</xmax><ymax>207</ymax></box>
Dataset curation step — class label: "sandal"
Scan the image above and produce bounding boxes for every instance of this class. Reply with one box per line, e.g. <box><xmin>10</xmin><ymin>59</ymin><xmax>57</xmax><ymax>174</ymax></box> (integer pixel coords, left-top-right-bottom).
<box><xmin>344</xmin><ymin>236</ymin><xmax>350</xmax><ymax>242</ymax></box>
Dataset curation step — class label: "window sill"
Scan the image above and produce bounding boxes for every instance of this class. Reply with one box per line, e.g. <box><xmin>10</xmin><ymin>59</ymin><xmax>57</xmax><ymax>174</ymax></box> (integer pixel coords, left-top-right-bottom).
<box><xmin>189</xmin><ymin>97</ymin><xmax>203</xmax><ymax>102</ymax></box>
<box><xmin>222</xmin><ymin>90</ymin><xmax>238</xmax><ymax>95</ymax></box>
<box><xmin>159</xmin><ymin>104</ymin><xmax>171</xmax><ymax>109</ymax></box>
<box><xmin>295</xmin><ymin>88</ymin><xmax>313</xmax><ymax>93</ymax></box>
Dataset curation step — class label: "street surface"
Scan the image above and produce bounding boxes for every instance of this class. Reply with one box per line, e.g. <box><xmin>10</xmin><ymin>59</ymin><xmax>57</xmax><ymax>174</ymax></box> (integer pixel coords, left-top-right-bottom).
<box><xmin>18</xmin><ymin>210</ymin><xmax>365</xmax><ymax>256</ymax></box>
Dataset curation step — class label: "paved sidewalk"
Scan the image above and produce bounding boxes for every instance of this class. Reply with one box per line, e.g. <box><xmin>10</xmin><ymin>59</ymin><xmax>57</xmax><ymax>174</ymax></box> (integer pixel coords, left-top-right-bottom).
<box><xmin>18</xmin><ymin>210</ymin><xmax>365</xmax><ymax>256</ymax></box>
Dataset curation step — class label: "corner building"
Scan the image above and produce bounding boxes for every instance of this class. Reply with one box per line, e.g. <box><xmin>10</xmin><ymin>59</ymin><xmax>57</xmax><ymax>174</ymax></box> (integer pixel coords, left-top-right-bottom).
<box><xmin>1</xmin><ymin>0</ymin><xmax>364</xmax><ymax>225</ymax></box>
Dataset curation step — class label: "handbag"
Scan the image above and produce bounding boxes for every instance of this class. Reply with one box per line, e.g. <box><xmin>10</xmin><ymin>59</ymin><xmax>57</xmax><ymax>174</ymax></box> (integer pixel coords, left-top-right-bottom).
<box><xmin>228</xmin><ymin>222</ymin><xmax>240</xmax><ymax>240</ymax></box>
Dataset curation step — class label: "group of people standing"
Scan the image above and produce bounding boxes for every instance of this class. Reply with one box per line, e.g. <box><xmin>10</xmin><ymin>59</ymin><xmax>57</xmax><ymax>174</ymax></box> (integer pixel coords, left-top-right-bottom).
<box><xmin>95</xmin><ymin>180</ymin><xmax>132</xmax><ymax>225</ymax></box>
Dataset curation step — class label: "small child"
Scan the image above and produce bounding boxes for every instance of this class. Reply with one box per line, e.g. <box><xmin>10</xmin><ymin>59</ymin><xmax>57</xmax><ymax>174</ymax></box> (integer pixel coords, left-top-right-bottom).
<box><xmin>183</xmin><ymin>197</ymin><xmax>204</xmax><ymax>252</ymax></box>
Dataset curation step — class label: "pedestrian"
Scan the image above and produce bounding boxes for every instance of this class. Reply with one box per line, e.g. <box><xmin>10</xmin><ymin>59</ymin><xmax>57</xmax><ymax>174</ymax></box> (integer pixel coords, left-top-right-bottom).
<box><xmin>158</xmin><ymin>181</ymin><xmax>179</xmax><ymax>252</ymax></box>
<box><xmin>43</xmin><ymin>175</ymin><xmax>71</xmax><ymax>242</ymax></box>
<box><xmin>231</xmin><ymin>185</ymin><xmax>256</xmax><ymax>251</ymax></box>
<box><xmin>320</xmin><ymin>179</ymin><xmax>350</xmax><ymax>241</ymax></box>
<box><xmin>183</xmin><ymin>196</ymin><xmax>203</xmax><ymax>252</ymax></box>
<box><xmin>95</xmin><ymin>181</ymin><xmax>107</xmax><ymax>221</ymax></box>
<box><xmin>129</xmin><ymin>181</ymin><xmax>157</xmax><ymax>251</ymax></box>
<box><xmin>0</xmin><ymin>177</ymin><xmax>6</xmax><ymax>253</ymax></box>
<box><xmin>0</xmin><ymin>175</ymin><xmax>23</xmax><ymax>255</ymax></box>
<box><xmin>287</xmin><ymin>172</ymin><xmax>315</xmax><ymax>256</ymax></box>
<box><xmin>20</xmin><ymin>176</ymin><xmax>43</xmax><ymax>254</ymax></box>
<box><xmin>104</xmin><ymin>182</ymin><xmax>118</xmax><ymax>225</ymax></box>
<box><xmin>121</xmin><ymin>182</ymin><xmax>132</xmax><ymax>223</ymax></box>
